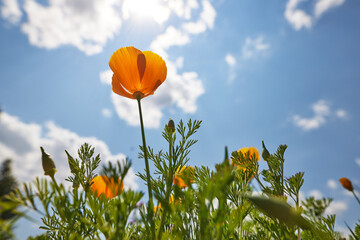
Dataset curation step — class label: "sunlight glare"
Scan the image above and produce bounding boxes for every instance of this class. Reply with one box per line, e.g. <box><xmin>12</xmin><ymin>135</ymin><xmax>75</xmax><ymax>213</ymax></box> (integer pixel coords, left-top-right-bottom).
<box><xmin>122</xmin><ymin>0</ymin><xmax>171</xmax><ymax>24</ymax></box>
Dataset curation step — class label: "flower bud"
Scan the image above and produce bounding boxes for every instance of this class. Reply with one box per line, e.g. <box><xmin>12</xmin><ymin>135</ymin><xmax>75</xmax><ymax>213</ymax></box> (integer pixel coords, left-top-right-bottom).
<box><xmin>167</xmin><ymin>118</ymin><xmax>175</xmax><ymax>134</ymax></box>
<box><xmin>262</xmin><ymin>141</ymin><xmax>270</xmax><ymax>161</ymax></box>
<box><xmin>339</xmin><ymin>177</ymin><xmax>353</xmax><ymax>192</ymax></box>
<box><xmin>40</xmin><ymin>147</ymin><xmax>57</xmax><ymax>178</ymax></box>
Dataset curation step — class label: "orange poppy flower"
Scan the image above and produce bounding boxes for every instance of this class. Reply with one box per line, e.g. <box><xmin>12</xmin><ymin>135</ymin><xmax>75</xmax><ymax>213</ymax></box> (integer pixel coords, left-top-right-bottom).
<box><xmin>90</xmin><ymin>175</ymin><xmax>124</xmax><ymax>199</ymax></box>
<box><xmin>109</xmin><ymin>46</ymin><xmax>167</xmax><ymax>99</ymax></box>
<box><xmin>339</xmin><ymin>177</ymin><xmax>354</xmax><ymax>192</ymax></box>
<box><xmin>173</xmin><ymin>166</ymin><xmax>195</xmax><ymax>188</ymax></box>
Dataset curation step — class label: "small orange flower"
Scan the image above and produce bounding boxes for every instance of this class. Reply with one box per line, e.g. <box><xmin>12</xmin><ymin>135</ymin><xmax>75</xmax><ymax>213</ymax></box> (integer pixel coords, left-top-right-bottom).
<box><xmin>339</xmin><ymin>177</ymin><xmax>354</xmax><ymax>192</ymax></box>
<box><xmin>109</xmin><ymin>46</ymin><xmax>167</xmax><ymax>99</ymax></box>
<box><xmin>173</xmin><ymin>166</ymin><xmax>195</xmax><ymax>188</ymax></box>
<box><xmin>231</xmin><ymin>147</ymin><xmax>260</xmax><ymax>182</ymax></box>
<box><xmin>91</xmin><ymin>175</ymin><xmax>124</xmax><ymax>199</ymax></box>
<box><xmin>237</xmin><ymin>147</ymin><xmax>260</xmax><ymax>162</ymax></box>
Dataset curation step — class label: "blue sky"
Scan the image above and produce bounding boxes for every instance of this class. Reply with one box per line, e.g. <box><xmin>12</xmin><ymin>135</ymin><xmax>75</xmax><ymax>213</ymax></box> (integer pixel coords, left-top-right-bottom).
<box><xmin>1</xmin><ymin>0</ymin><xmax>359</xmax><ymax>237</ymax></box>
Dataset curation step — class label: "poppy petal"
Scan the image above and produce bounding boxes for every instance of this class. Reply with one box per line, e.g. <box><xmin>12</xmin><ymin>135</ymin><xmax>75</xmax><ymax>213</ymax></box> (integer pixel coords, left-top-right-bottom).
<box><xmin>137</xmin><ymin>53</ymin><xmax>146</xmax><ymax>82</ymax></box>
<box><xmin>112</xmin><ymin>74</ymin><xmax>135</xmax><ymax>99</ymax></box>
<box><xmin>109</xmin><ymin>46</ymin><xmax>143</xmax><ymax>93</ymax></box>
<box><xmin>141</xmin><ymin>51</ymin><xmax>167</xmax><ymax>95</ymax></box>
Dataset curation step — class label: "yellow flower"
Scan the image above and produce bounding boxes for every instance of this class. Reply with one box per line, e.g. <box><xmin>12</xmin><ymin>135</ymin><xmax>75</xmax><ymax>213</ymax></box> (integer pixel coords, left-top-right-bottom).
<box><xmin>339</xmin><ymin>177</ymin><xmax>353</xmax><ymax>192</ymax></box>
<box><xmin>154</xmin><ymin>195</ymin><xmax>178</xmax><ymax>213</ymax></box>
<box><xmin>91</xmin><ymin>175</ymin><xmax>124</xmax><ymax>199</ymax></box>
<box><xmin>173</xmin><ymin>166</ymin><xmax>195</xmax><ymax>188</ymax></box>
<box><xmin>231</xmin><ymin>147</ymin><xmax>260</xmax><ymax>182</ymax></box>
<box><xmin>109</xmin><ymin>46</ymin><xmax>167</xmax><ymax>99</ymax></box>
<box><xmin>238</xmin><ymin>147</ymin><xmax>260</xmax><ymax>162</ymax></box>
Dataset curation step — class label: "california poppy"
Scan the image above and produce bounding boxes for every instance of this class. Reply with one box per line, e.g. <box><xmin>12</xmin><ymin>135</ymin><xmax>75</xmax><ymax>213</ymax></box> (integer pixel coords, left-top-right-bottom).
<box><xmin>339</xmin><ymin>177</ymin><xmax>353</xmax><ymax>192</ymax></box>
<box><xmin>91</xmin><ymin>175</ymin><xmax>124</xmax><ymax>199</ymax></box>
<box><xmin>173</xmin><ymin>166</ymin><xmax>195</xmax><ymax>188</ymax></box>
<box><xmin>232</xmin><ymin>147</ymin><xmax>260</xmax><ymax>182</ymax></box>
<box><xmin>109</xmin><ymin>46</ymin><xmax>167</xmax><ymax>99</ymax></box>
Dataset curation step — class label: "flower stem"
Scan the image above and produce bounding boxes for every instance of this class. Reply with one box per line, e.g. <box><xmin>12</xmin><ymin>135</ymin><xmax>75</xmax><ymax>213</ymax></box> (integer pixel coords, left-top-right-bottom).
<box><xmin>157</xmin><ymin>130</ymin><xmax>174</xmax><ymax>239</ymax></box>
<box><xmin>352</xmin><ymin>190</ymin><xmax>360</xmax><ymax>205</ymax></box>
<box><xmin>136</xmin><ymin>96</ymin><xmax>155</xmax><ymax>239</ymax></box>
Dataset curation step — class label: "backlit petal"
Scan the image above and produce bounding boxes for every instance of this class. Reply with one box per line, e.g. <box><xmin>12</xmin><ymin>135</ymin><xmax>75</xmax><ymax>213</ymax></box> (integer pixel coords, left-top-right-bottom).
<box><xmin>112</xmin><ymin>74</ymin><xmax>135</xmax><ymax>99</ymax></box>
<box><xmin>109</xmin><ymin>46</ymin><xmax>143</xmax><ymax>93</ymax></box>
<box><xmin>141</xmin><ymin>51</ymin><xmax>167</xmax><ymax>95</ymax></box>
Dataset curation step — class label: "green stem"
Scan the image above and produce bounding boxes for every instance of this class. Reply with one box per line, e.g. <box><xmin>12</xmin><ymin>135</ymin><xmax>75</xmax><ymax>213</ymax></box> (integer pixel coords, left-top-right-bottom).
<box><xmin>136</xmin><ymin>96</ymin><xmax>155</xmax><ymax>239</ymax></box>
<box><xmin>296</xmin><ymin>194</ymin><xmax>301</xmax><ymax>240</ymax></box>
<box><xmin>254</xmin><ymin>175</ymin><xmax>266</xmax><ymax>191</ymax></box>
<box><xmin>157</xmin><ymin>135</ymin><xmax>173</xmax><ymax>239</ymax></box>
<box><xmin>352</xmin><ymin>190</ymin><xmax>360</xmax><ymax>205</ymax></box>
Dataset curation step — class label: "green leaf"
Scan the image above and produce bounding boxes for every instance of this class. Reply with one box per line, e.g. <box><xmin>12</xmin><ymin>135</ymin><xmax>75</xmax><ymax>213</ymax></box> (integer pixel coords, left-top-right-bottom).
<box><xmin>246</xmin><ymin>195</ymin><xmax>311</xmax><ymax>228</ymax></box>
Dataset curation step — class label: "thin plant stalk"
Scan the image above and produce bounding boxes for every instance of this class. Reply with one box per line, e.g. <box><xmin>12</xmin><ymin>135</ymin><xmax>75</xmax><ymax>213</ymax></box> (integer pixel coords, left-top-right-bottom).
<box><xmin>157</xmin><ymin>128</ymin><xmax>174</xmax><ymax>239</ymax></box>
<box><xmin>136</xmin><ymin>96</ymin><xmax>155</xmax><ymax>239</ymax></box>
<box><xmin>352</xmin><ymin>190</ymin><xmax>360</xmax><ymax>205</ymax></box>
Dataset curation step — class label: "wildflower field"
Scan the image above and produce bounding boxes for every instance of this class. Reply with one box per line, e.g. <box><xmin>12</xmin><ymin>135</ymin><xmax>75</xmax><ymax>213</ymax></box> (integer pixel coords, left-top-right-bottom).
<box><xmin>1</xmin><ymin>1</ymin><xmax>360</xmax><ymax>239</ymax></box>
<box><xmin>0</xmin><ymin>46</ymin><xmax>359</xmax><ymax>240</ymax></box>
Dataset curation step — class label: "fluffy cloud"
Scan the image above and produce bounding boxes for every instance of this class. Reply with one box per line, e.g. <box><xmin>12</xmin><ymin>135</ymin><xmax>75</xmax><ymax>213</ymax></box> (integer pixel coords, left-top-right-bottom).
<box><xmin>1</xmin><ymin>0</ymin><xmax>216</xmax><ymax>55</ymax></box>
<box><xmin>0</xmin><ymin>112</ymin><xmax>138</xmax><ymax>189</ymax></box>
<box><xmin>242</xmin><ymin>36</ymin><xmax>270</xmax><ymax>59</ymax></box>
<box><xmin>308</xmin><ymin>189</ymin><xmax>323</xmax><ymax>199</ymax></box>
<box><xmin>327</xmin><ymin>179</ymin><xmax>338</xmax><ymax>189</ymax></box>
<box><xmin>122</xmin><ymin>0</ymin><xmax>171</xmax><ymax>24</ymax></box>
<box><xmin>225</xmin><ymin>54</ymin><xmax>237</xmax><ymax>83</ymax></box>
<box><xmin>101</xmin><ymin>108</ymin><xmax>113</xmax><ymax>118</ymax></box>
<box><xmin>182</xmin><ymin>0</ymin><xmax>216</xmax><ymax>34</ymax></box>
<box><xmin>284</xmin><ymin>0</ymin><xmax>312</xmax><ymax>31</ymax></box>
<box><xmin>284</xmin><ymin>0</ymin><xmax>346</xmax><ymax>30</ymax></box>
<box><xmin>1</xmin><ymin>0</ymin><xmax>22</xmax><ymax>24</ymax></box>
<box><xmin>14</xmin><ymin>0</ymin><xmax>122</xmax><ymax>55</ymax></box>
<box><xmin>325</xmin><ymin>200</ymin><xmax>348</xmax><ymax>215</ymax></box>
<box><xmin>292</xmin><ymin>100</ymin><xmax>347</xmax><ymax>131</ymax></box>
<box><xmin>150</xmin><ymin>26</ymin><xmax>191</xmax><ymax>59</ymax></box>
<box><xmin>356</xmin><ymin>158</ymin><xmax>360</xmax><ymax>167</ymax></box>
<box><xmin>314</xmin><ymin>0</ymin><xmax>345</xmax><ymax>18</ymax></box>
<box><xmin>225</xmin><ymin>54</ymin><xmax>236</xmax><ymax>67</ymax></box>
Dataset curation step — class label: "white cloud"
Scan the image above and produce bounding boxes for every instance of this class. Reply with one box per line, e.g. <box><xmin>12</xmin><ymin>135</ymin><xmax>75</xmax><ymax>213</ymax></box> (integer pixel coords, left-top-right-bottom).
<box><xmin>100</xmin><ymin>70</ymin><xmax>113</xmax><ymax>85</ymax></box>
<box><xmin>356</xmin><ymin>158</ymin><xmax>360</xmax><ymax>167</ymax></box>
<box><xmin>285</xmin><ymin>0</ymin><xmax>312</xmax><ymax>31</ymax></box>
<box><xmin>225</xmin><ymin>54</ymin><xmax>236</xmax><ymax>67</ymax></box>
<box><xmin>20</xmin><ymin>0</ymin><xmax>122</xmax><ymax>55</ymax></box>
<box><xmin>175</xmin><ymin>57</ymin><xmax>184</xmax><ymax>69</ymax></box>
<box><xmin>327</xmin><ymin>179</ymin><xmax>338</xmax><ymax>189</ymax></box>
<box><xmin>325</xmin><ymin>200</ymin><xmax>347</xmax><ymax>215</ymax></box>
<box><xmin>292</xmin><ymin>100</ymin><xmax>345</xmax><ymax>131</ymax></box>
<box><xmin>101</xmin><ymin>108</ymin><xmax>112</xmax><ymax>118</ymax></box>
<box><xmin>308</xmin><ymin>189</ymin><xmax>323</xmax><ymax>199</ymax></box>
<box><xmin>314</xmin><ymin>0</ymin><xmax>345</xmax><ymax>18</ymax></box>
<box><xmin>0</xmin><ymin>112</ymin><xmax>138</xmax><ymax>190</ymax></box>
<box><xmin>1</xmin><ymin>0</ymin><xmax>22</xmax><ymax>24</ymax></box>
<box><xmin>182</xmin><ymin>0</ymin><xmax>216</xmax><ymax>34</ymax></box>
<box><xmin>122</xmin><ymin>0</ymin><xmax>171</xmax><ymax>24</ymax></box>
<box><xmin>169</xmin><ymin>0</ymin><xmax>199</xmax><ymax>20</ymax></box>
<box><xmin>225</xmin><ymin>54</ymin><xmax>237</xmax><ymax>84</ymax></box>
<box><xmin>242</xmin><ymin>36</ymin><xmax>270</xmax><ymax>59</ymax></box>
<box><xmin>335</xmin><ymin>109</ymin><xmax>348</xmax><ymax>119</ymax></box>
<box><xmin>285</xmin><ymin>0</ymin><xmax>346</xmax><ymax>31</ymax></box>
<box><xmin>150</xmin><ymin>26</ymin><xmax>191</xmax><ymax>59</ymax></box>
